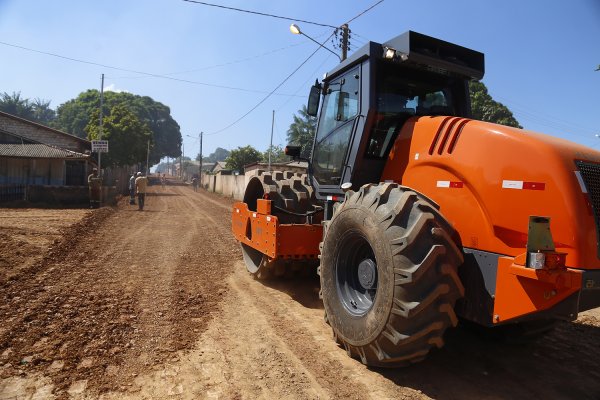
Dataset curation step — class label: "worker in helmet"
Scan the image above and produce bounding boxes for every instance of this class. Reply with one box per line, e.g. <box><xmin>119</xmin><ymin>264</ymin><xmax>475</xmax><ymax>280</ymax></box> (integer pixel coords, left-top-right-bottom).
<box><xmin>87</xmin><ymin>168</ymin><xmax>102</xmax><ymax>209</ymax></box>
<box><xmin>134</xmin><ymin>171</ymin><xmax>148</xmax><ymax>211</ymax></box>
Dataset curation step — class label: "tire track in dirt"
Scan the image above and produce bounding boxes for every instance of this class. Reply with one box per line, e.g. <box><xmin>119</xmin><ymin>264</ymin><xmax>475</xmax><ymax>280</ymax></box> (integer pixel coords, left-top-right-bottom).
<box><xmin>3</xmin><ymin>184</ymin><xmax>600</xmax><ymax>400</ymax></box>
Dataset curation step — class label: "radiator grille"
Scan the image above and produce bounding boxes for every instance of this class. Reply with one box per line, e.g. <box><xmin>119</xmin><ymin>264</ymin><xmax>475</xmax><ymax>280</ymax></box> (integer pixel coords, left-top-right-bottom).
<box><xmin>575</xmin><ymin>160</ymin><xmax>600</xmax><ymax>257</ymax></box>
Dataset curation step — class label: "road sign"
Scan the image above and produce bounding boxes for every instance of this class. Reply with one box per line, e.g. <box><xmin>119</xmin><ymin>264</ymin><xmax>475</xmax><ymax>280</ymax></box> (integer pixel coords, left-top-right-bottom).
<box><xmin>92</xmin><ymin>140</ymin><xmax>109</xmax><ymax>153</ymax></box>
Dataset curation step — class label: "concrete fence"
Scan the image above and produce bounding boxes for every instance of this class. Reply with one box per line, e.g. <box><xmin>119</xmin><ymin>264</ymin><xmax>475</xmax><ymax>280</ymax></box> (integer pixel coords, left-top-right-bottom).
<box><xmin>205</xmin><ymin>173</ymin><xmax>246</xmax><ymax>200</ymax></box>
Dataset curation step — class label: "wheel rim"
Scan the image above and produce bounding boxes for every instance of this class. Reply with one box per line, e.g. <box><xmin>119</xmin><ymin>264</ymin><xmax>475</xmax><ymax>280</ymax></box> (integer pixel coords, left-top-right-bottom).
<box><xmin>335</xmin><ymin>231</ymin><xmax>378</xmax><ymax>316</ymax></box>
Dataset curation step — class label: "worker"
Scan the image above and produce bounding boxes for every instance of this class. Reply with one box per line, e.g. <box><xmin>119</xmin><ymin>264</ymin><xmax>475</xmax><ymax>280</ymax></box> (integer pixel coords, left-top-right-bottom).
<box><xmin>135</xmin><ymin>171</ymin><xmax>148</xmax><ymax>211</ymax></box>
<box><xmin>87</xmin><ymin>168</ymin><xmax>102</xmax><ymax>209</ymax></box>
<box><xmin>128</xmin><ymin>173</ymin><xmax>136</xmax><ymax>205</ymax></box>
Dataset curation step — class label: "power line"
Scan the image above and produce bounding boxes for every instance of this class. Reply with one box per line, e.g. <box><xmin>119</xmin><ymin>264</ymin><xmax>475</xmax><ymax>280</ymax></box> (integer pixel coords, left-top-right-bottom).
<box><xmin>276</xmin><ymin>52</ymin><xmax>334</xmax><ymax>113</ymax></box>
<box><xmin>496</xmin><ymin>95</ymin><xmax>595</xmax><ymax>135</ymax></box>
<box><xmin>119</xmin><ymin>30</ymin><xmax>332</xmax><ymax>79</ymax></box>
<box><xmin>203</xmin><ymin>2</ymin><xmax>387</xmax><ymax>136</ymax></box>
<box><xmin>0</xmin><ymin>40</ymin><xmax>303</xmax><ymax>97</ymax></box>
<box><xmin>181</xmin><ymin>0</ymin><xmax>337</xmax><ymax>28</ymax></box>
<box><xmin>344</xmin><ymin>0</ymin><xmax>385</xmax><ymax>24</ymax></box>
<box><xmin>206</xmin><ymin>33</ymin><xmax>335</xmax><ymax>136</ymax></box>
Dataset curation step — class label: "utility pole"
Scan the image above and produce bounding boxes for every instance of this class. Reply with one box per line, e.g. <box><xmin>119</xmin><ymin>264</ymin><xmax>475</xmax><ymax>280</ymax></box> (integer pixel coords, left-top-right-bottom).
<box><xmin>268</xmin><ymin>110</ymin><xmax>274</xmax><ymax>171</ymax></box>
<box><xmin>146</xmin><ymin>140</ymin><xmax>150</xmax><ymax>175</ymax></box>
<box><xmin>98</xmin><ymin>74</ymin><xmax>104</xmax><ymax>174</ymax></box>
<box><xmin>341</xmin><ymin>24</ymin><xmax>349</xmax><ymax>61</ymax></box>
<box><xmin>199</xmin><ymin>132</ymin><xmax>203</xmax><ymax>188</ymax></box>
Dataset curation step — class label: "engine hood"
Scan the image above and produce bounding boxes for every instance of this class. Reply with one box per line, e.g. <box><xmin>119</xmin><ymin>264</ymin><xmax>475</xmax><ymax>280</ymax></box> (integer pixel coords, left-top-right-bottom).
<box><xmin>382</xmin><ymin>116</ymin><xmax>600</xmax><ymax>269</ymax></box>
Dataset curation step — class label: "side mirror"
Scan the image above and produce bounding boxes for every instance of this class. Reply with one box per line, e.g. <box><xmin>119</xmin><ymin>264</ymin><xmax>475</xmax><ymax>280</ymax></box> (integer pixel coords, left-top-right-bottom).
<box><xmin>307</xmin><ymin>81</ymin><xmax>321</xmax><ymax>117</ymax></box>
<box><xmin>284</xmin><ymin>145</ymin><xmax>301</xmax><ymax>159</ymax></box>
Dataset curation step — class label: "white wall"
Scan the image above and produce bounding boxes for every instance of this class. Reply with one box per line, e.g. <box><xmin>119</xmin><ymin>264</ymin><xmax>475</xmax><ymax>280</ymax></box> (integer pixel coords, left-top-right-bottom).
<box><xmin>207</xmin><ymin>173</ymin><xmax>246</xmax><ymax>200</ymax></box>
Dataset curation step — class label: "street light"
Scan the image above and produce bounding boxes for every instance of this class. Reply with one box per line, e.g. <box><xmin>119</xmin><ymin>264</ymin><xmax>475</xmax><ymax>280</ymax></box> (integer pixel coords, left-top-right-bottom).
<box><xmin>186</xmin><ymin>132</ymin><xmax>203</xmax><ymax>187</ymax></box>
<box><xmin>289</xmin><ymin>23</ymin><xmax>342</xmax><ymax>62</ymax></box>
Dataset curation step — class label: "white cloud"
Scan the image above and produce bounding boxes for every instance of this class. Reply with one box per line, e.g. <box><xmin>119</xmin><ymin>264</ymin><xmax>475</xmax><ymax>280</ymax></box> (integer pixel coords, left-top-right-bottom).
<box><xmin>103</xmin><ymin>83</ymin><xmax>128</xmax><ymax>93</ymax></box>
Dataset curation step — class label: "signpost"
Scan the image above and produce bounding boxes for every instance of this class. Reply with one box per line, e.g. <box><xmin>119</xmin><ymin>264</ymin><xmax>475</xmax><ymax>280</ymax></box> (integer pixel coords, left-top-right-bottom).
<box><xmin>91</xmin><ymin>140</ymin><xmax>109</xmax><ymax>153</ymax></box>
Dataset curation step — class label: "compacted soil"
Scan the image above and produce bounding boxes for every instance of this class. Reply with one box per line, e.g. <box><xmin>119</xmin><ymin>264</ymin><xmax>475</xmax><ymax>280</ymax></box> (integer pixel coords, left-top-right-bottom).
<box><xmin>1</xmin><ymin>182</ymin><xmax>599</xmax><ymax>400</ymax></box>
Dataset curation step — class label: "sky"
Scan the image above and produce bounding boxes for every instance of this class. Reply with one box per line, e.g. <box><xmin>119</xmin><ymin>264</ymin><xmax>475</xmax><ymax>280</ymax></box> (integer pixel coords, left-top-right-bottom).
<box><xmin>0</xmin><ymin>0</ymin><xmax>599</xmax><ymax>163</ymax></box>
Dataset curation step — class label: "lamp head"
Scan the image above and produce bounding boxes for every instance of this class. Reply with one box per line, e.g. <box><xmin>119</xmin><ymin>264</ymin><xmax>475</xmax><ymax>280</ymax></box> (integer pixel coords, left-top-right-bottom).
<box><xmin>289</xmin><ymin>24</ymin><xmax>301</xmax><ymax>35</ymax></box>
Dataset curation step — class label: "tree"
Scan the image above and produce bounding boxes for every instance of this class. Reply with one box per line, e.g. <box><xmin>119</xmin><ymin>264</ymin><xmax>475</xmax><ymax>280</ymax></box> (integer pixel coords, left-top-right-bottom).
<box><xmin>54</xmin><ymin>90</ymin><xmax>181</xmax><ymax>164</ymax></box>
<box><xmin>201</xmin><ymin>147</ymin><xmax>230</xmax><ymax>163</ymax></box>
<box><xmin>262</xmin><ymin>145</ymin><xmax>289</xmax><ymax>163</ymax></box>
<box><xmin>85</xmin><ymin>104</ymin><xmax>152</xmax><ymax>168</ymax></box>
<box><xmin>287</xmin><ymin>105</ymin><xmax>317</xmax><ymax>159</ymax></box>
<box><xmin>0</xmin><ymin>92</ymin><xmax>56</xmax><ymax>125</ymax></box>
<box><xmin>31</xmin><ymin>98</ymin><xmax>56</xmax><ymax>125</ymax></box>
<box><xmin>469</xmin><ymin>81</ymin><xmax>522</xmax><ymax>128</ymax></box>
<box><xmin>0</xmin><ymin>92</ymin><xmax>34</xmax><ymax>121</ymax></box>
<box><xmin>225</xmin><ymin>145</ymin><xmax>262</xmax><ymax>172</ymax></box>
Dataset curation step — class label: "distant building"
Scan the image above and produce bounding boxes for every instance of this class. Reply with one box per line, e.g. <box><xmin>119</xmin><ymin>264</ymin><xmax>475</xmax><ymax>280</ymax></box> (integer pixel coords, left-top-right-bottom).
<box><xmin>211</xmin><ymin>161</ymin><xmax>231</xmax><ymax>175</ymax></box>
<box><xmin>0</xmin><ymin>111</ymin><xmax>94</xmax><ymax>203</ymax></box>
<box><xmin>0</xmin><ymin>111</ymin><xmax>92</xmax><ymax>186</ymax></box>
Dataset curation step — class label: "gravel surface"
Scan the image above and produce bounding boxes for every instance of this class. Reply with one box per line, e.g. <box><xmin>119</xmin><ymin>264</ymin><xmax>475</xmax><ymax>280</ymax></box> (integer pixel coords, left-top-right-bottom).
<box><xmin>1</xmin><ymin>183</ymin><xmax>599</xmax><ymax>399</ymax></box>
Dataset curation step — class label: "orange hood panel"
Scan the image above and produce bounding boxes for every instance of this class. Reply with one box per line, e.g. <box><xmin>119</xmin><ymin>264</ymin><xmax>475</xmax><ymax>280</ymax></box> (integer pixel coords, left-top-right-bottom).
<box><xmin>381</xmin><ymin>116</ymin><xmax>600</xmax><ymax>269</ymax></box>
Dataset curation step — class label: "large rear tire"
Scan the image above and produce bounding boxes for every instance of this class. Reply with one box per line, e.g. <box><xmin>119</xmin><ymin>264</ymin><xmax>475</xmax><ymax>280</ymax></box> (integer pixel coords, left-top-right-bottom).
<box><xmin>320</xmin><ymin>183</ymin><xmax>464</xmax><ymax>367</ymax></box>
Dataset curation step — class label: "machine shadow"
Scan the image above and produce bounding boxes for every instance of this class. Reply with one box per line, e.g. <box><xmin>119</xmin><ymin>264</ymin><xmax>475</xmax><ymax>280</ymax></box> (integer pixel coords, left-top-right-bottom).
<box><xmin>258</xmin><ymin>273</ymin><xmax>324</xmax><ymax>310</ymax></box>
<box><xmin>375</xmin><ymin>319</ymin><xmax>600</xmax><ymax>400</ymax></box>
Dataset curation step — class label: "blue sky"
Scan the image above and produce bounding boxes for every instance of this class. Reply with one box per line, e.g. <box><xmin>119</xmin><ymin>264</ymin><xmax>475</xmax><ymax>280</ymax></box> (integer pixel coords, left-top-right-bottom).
<box><xmin>1</xmin><ymin>0</ymin><xmax>599</xmax><ymax>161</ymax></box>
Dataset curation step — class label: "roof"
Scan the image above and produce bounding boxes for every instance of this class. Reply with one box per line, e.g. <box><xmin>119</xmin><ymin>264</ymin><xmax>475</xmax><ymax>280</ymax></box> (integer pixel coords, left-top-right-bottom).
<box><xmin>325</xmin><ymin>31</ymin><xmax>484</xmax><ymax>82</ymax></box>
<box><xmin>0</xmin><ymin>110</ymin><xmax>90</xmax><ymax>145</ymax></box>
<box><xmin>0</xmin><ymin>143</ymin><xmax>89</xmax><ymax>159</ymax></box>
<box><xmin>212</xmin><ymin>161</ymin><xmax>229</xmax><ymax>171</ymax></box>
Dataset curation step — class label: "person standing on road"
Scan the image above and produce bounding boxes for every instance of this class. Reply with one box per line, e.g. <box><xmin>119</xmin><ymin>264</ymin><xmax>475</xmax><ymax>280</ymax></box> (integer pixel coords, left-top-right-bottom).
<box><xmin>161</xmin><ymin>174</ymin><xmax>166</xmax><ymax>190</ymax></box>
<box><xmin>191</xmin><ymin>176</ymin><xmax>198</xmax><ymax>192</ymax></box>
<box><xmin>135</xmin><ymin>172</ymin><xmax>148</xmax><ymax>211</ymax></box>
<box><xmin>87</xmin><ymin>168</ymin><xmax>102</xmax><ymax>209</ymax></box>
<box><xmin>129</xmin><ymin>173</ymin><xmax>136</xmax><ymax>205</ymax></box>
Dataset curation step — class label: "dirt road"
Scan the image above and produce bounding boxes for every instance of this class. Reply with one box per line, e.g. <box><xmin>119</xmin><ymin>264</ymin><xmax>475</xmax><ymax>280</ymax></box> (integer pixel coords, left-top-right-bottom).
<box><xmin>1</xmin><ymin>183</ymin><xmax>600</xmax><ymax>399</ymax></box>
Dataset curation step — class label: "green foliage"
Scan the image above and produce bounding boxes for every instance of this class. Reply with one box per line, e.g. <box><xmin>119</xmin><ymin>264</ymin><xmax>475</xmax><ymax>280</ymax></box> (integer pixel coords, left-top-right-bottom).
<box><xmin>262</xmin><ymin>145</ymin><xmax>289</xmax><ymax>163</ymax></box>
<box><xmin>0</xmin><ymin>92</ymin><xmax>55</xmax><ymax>125</ymax></box>
<box><xmin>85</xmin><ymin>104</ymin><xmax>152</xmax><ymax>168</ymax></box>
<box><xmin>469</xmin><ymin>81</ymin><xmax>522</xmax><ymax>128</ymax></box>
<box><xmin>287</xmin><ymin>105</ymin><xmax>317</xmax><ymax>159</ymax></box>
<box><xmin>31</xmin><ymin>98</ymin><xmax>56</xmax><ymax>125</ymax></box>
<box><xmin>225</xmin><ymin>145</ymin><xmax>262</xmax><ymax>172</ymax></box>
<box><xmin>0</xmin><ymin>92</ymin><xmax>34</xmax><ymax>120</ymax></box>
<box><xmin>54</xmin><ymin>89</ymin><xmax>181</xmax><ymax>164</ymax></box>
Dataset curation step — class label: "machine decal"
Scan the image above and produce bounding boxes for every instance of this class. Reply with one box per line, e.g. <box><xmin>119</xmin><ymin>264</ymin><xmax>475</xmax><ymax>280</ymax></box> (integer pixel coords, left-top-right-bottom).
<box><xmin>437</xmin><ymin>181</ymin><xmax>464</xmax><ymax>188</ymax></box>
<box><xmin>502</xmin><ymin>180</ymin><xmax>545</xmax><ymax>190</ymax></box>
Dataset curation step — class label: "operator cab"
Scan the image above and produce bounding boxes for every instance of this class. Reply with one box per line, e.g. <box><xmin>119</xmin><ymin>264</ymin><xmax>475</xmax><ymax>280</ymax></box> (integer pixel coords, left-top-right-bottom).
<box><xmin>306</xmin><ymin>31</ymin><xmax>484</xmax><ymax>201</ymax></box>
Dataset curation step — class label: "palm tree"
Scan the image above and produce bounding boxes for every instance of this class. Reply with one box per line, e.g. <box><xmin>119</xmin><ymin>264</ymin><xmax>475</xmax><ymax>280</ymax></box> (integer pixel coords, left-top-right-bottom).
<box><xmin>0</xmin><ymin>92</ymin><xmax>34</xmax><ymax>120</ymax></box>
<box><xmin>31</xmin><ymin>98</ymin><xmax>56</xmax><ymax>125</ymax></box>
<box><xmin>287</xmin><ymin>105</ymin><xmax>317</xmax><ymax>159</ymax></box>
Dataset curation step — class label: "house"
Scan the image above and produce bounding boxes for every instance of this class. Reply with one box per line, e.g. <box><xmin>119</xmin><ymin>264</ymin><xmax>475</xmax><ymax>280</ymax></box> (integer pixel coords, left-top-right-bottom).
<box><xmin>211</xmin><ymin>161</ymin><xmax>230</xmax><ymax>175</ymax></box>
<box><xmin>0</xmin><ymin>111</ymin><xmax>94</xmax><ymax>203</ymax></box>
